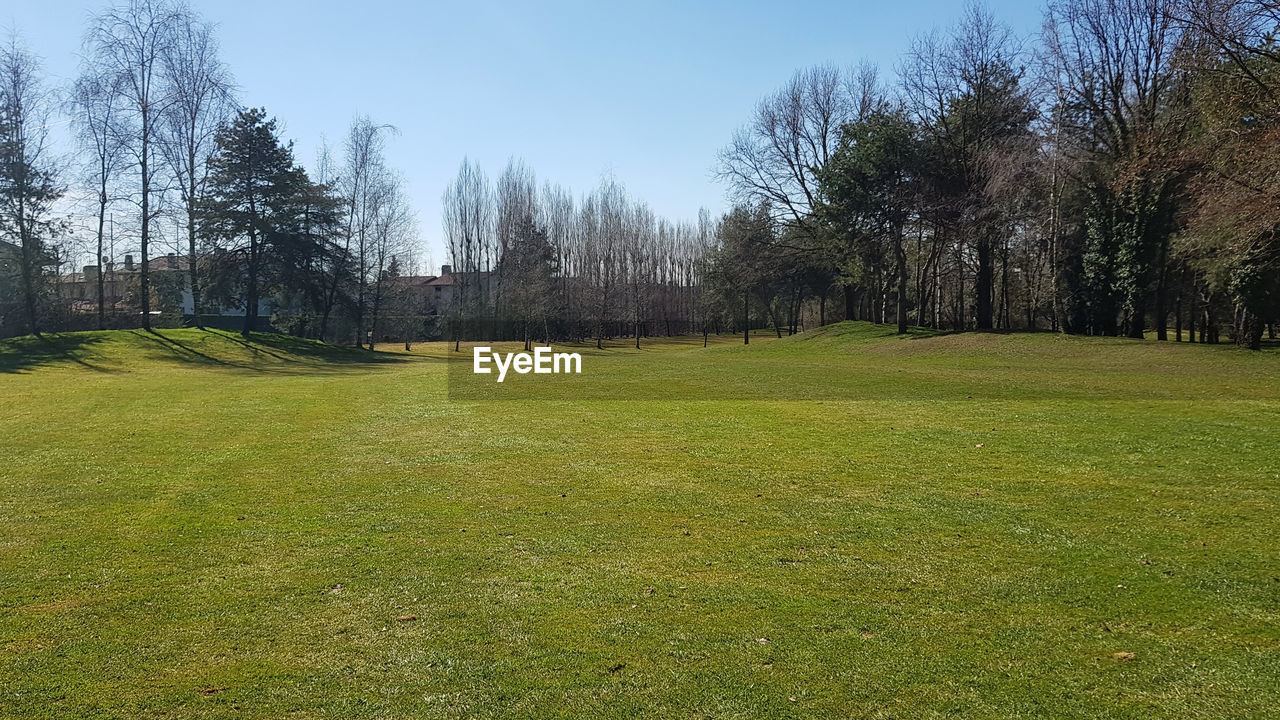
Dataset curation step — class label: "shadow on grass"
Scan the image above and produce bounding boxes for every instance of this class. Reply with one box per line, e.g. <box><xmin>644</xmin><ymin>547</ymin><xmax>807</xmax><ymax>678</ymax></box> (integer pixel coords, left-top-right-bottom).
<box><xmin>0</xmin><ymin>333</ymin><xmax>118</xmax><ymax>374</ymax></box>
<box><xmin>131</xmin><ymin>330</ymin><xmax>411</xmax><ymax>374</ymax></box>
<box><xmin>790</xmin><ymin>321</ymin><xmax>951</xmax><ymax>343</ymax></box>
<box><xmin>0</xmin><ymin>328</ymin><xmax>410</xmax><ymax>375</ymax></box>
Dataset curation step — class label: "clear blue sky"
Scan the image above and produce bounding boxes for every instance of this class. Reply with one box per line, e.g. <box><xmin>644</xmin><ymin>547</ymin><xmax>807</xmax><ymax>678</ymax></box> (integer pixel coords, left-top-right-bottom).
<box><xmin>8</xmin><ymin>0</ymin><xmax>1044</xmax><ymax>271</ymax></box>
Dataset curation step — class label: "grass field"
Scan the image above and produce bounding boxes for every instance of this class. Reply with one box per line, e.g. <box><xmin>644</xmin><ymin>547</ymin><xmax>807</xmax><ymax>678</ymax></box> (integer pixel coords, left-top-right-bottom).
<box><xmin>1</xmin><ymin>323</ymin><xmax>1278</xmax><ymax>718</ymax></box>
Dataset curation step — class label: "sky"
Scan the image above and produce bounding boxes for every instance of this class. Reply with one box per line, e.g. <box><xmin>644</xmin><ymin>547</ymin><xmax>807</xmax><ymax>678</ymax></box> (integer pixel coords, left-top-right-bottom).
<box><xmin>7</xmin><ymin>0</ymin><xmax>1044</xmax><ymax>272</ymax></box>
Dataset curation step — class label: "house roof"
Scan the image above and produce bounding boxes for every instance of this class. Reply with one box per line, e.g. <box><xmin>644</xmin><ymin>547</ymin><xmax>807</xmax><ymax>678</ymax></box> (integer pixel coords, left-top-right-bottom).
<box><xmin>2</xmin><ymin>239</ymin><xmax>62</xmax><ymax>268</ymax></box>
<box><xmin>58</xmin><ymin>256</ymin><xmax>191</xmax><ymax>282</ymax></box>
<box><xmin>383</xmin><ymin>275</ymin><xmax>439</xmax><ymax>288</ymax></box>
<box><xmin>425</xmin><ymin>270</ymin><xmax>490</xmax><ymax>287</ymax></box>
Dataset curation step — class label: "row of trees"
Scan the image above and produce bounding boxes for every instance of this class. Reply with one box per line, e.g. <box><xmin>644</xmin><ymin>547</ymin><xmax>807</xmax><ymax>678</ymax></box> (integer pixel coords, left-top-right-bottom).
<box><xmin>438</xmin><ymin>0</ymin><xmax>1279</xmax><ymax>351</ymax></box>
<box><xmin>710</xmin><ymin>0</ymin><xmax>1280</xmax><ymax>349</ymax></box>
<box><xmin>1</xmin><ymin>0</ymin><xmax>420</xmax><ymax>343</ymax></box>
<box><xmin>442</xmin><ymin>159</ymin><xmax>717</xmax><ymax>348</ymax></box>
<box><xmin>7</xmin><ymin>0</ymin><xmax>1276</xmax><ymax>350</ymax></box>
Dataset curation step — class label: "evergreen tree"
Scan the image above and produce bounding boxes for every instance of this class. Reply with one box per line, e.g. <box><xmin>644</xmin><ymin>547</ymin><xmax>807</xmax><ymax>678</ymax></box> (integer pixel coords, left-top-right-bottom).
<box><xmin>197</xmin><ymin>107</ymin><xmax>306</xmax><ymax>336</ymax></box>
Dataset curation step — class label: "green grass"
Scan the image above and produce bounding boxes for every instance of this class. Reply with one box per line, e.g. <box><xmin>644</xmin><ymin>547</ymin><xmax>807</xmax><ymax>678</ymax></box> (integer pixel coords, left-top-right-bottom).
<box><xmin>1</xmin><ymin>324</ymin><xmax>1277</xmax><ymax>718</ymax></box>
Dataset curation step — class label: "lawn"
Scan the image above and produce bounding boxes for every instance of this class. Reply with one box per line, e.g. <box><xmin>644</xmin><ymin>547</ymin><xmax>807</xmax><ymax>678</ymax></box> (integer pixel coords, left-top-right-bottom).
<box><xmin>1</xmin><ymin>323</ymin><xmax>1277</xmax><ymax>718</ymax></box>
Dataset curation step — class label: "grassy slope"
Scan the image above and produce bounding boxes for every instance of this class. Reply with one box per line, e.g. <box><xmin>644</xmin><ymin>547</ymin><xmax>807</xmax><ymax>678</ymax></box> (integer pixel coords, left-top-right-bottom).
<box><xmin>1</xmin><ymin>325</ymin><xmax>1277</xmax><ymax>719</ymax></box>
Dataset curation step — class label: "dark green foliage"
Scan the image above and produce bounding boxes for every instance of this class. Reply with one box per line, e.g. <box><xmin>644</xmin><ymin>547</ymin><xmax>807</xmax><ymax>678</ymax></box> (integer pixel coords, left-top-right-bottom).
<box><xmin>0</xmin><ymin>41</ymin><xmax>64</xmax><ymax>336</ymax></box>
<box><xmin>816</xmin><ymin>110</ymin><xmax>920</xmax><ymax>332</ymax></box>
<box><xmin>197</xmin><ymin>108</ymin><xmax>347</xmax><ymax>337</ymax></box>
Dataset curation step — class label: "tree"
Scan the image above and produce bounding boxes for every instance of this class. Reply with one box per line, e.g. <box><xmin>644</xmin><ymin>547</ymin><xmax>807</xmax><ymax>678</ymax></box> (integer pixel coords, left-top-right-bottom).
<box><xmin>340</xmin><ymin>116</ymin><xmax>397</xmax><ymax>348</ymax></box>
<box><xmin>309</xmin><ymin>142</ymin><xmax>354</xmax><ymax>340</ymax></box>
<box><xmin>581</xmin><ymin>178</ymin><xmax>626</xmax><ymax>349</ymax></box>
<box><xmin>86</xmin><ymin>0</ymin><xmax>185</xmax><ymax>331</ymax></box>
<box><xmin>69</xmin><ymin>63</ymin><xmax>128</xmax><ymax>329</ymax></box>
<box><xmin>504</xmin><ymin>214</ymin><xmax>556</xmax><ymax>350</ymax></box>
<box><xmin>1045</xmin><ymin>0</ymin><xmax>1191</xmax><ymax>338</ymax></box>
<box><xmin>1174</xmin><ymin>0</ymin><xmax>1280</xmax><ymax>349</ymax></box>
<box><xmin>817</xmin><ymin>110</ymin><xmax>921</xmax><ymax>334</ymax></box>
<box><xmin>0</xmin><ymin>35</ymin><xmax>64</xmax><ymax>336</ymax></box>
<box><xmin>707</xmin><ymin>204</ymin><xmax>778</xmax><ymax>344</ymax></box>
<box><xmin>159</xmin><ymin>8</ymin><xmax>235</xmax><ymax>326</ymax></box>
<box><xmin>274</xmin><ymin>154</ymin><xmax>346</xmax><ymax>338</ymax></box>
<box><xmin>365</xmin><ymin>169</ymin><xmax>417</xmax><ymax>345</ymax></box>
<box><xmin>717</xmin><ymin>63</ymin><xmax>881</xmax><ymax>231</ymax></box>
<box><xmin>442</xmin><ymin>158</ymin><xmax>492</xmax><ymax>350</ymax></box>
<box><xmin>197</xmin><ymin>108</ymin><xmax>303</xmax><ymax>336</ymax></box>
<box><xmin>902</xmin><ymin>2</ymin><xmax>1035</xmax><ymax>330</ymax></box>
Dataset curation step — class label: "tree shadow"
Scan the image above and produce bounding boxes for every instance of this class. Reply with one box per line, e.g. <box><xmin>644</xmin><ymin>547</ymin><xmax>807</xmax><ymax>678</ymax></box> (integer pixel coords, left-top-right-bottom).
<box><xmin>130</xmin><ymin>329</ymin><xmax>410</xmax><ymax>374</ymax></box>
<box><xmin>0</xmin><ymin>333</ymin><xmax>118</xmax><ymax>374</ymax></box>
<box><xmin>0</xmin><ymin>329</ymin><xmax>411</xmax><ymax>375</ymax></box>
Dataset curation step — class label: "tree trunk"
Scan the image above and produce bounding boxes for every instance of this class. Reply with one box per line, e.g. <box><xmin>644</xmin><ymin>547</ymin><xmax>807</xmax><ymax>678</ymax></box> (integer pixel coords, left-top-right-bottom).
<box><xmin>1155</xmin><ymin>252</ymin><xmax>1168</xmax><ymax>340</ymax></box>
<box><xmin>955</xmin><ymin>235</ymin><xmax>965</xmax><ymax>331</ymax></box>
<box><xmin>1174</xmin><ymin>294</ymin><xmax>1182</xmax><ymax>341</ymax></box>
<box><xmin>243</xmin><ymin>195</ymin><xmax>259</xmax><ymax>338</ymax></box>
<box><xmin>139</xmin><ymin>105</ymin><xmax>153</xmax><ymax>331</ymax></box>
<box><xmin>243</xmin><ymin>247</ymin><xmax>258</xmax><ymax>337</ymax></box>
<box><xmin>1238</xmin><ymin>307</ymin><xmax>1263</xmax><ymax>350</ymax></box>
<box><xmin>895</xmin><ymin>225</ymin><xmax>908</xmax><ymax>335</ymax></box>
<box><xmin>187</xmin><ymin>145</ymin><xmax>202</xmax><ymax>329</ymax></box>
<box><xmin>1126</xmin><ymin>299</ymin><xmax>1146</xmax><ymax>339</ymax></box>
<box><xmin>18</xmin><ymin>190</ymin><xmax>40</xmax><ymax>337</ymax></box>
<box><xmin>976</xmin><ymin>239</ymin><xmax>994</xmax><ymax>330</ymax></box>
<box><xmin>96</xmin><ymin>192</ymin><xmax>107</xmax><ymax>330</ymax></box>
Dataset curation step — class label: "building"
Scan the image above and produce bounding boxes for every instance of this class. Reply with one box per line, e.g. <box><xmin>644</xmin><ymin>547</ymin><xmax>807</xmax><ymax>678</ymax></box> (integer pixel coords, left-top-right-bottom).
<box><xmin>59</xmin><ymin>253</ymin><xmax>194</xmax><ymax>314</ymax></box>
<box><xmin>384</xmin><ymin>264</ymin><xmax>491</xmax><ymax>316</ymax></box>
<box><xmin>59</xmin><ymin>253</ymin><xmax>269</xmax><ymax>318</ymax></box>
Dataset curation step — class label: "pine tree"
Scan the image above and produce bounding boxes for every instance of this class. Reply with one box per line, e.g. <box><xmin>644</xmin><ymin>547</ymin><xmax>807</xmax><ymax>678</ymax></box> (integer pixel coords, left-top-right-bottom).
<box><xmin>197</xmin><ymin>108</ymin><xmax>304</xmax><ymax>336</ymax></box>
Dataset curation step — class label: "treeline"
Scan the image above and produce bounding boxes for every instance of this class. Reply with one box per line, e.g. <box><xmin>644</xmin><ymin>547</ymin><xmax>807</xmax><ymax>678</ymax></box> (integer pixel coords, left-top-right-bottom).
<box><xmin>442</xmin><ymin>160</ymin><xmax>717</xmax><ymax>348</ymax></box>
<box><xmin>710</xmin><ymin>0</ymin><xmax>1280</xmax><ymax>349</ymax></box>
<box><xmin>0</xmin><ymin>0</ymin><xmax>419</xmax><ymax>345</ymax></box>
<box><xmin>7</xmin><ymin>0</ymin><xmax>1277</xmax><ymax>351</ymax></box>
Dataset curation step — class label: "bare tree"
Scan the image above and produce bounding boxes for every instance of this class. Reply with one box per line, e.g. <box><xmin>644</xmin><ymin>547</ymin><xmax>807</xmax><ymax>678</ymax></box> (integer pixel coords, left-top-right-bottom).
<box><xmin>159</xmin><ymin>7</ymin><xmax>235</xmax><ymax>326</ymax></box>
<box><xmin>366</xmin><ymin>169</ymin><xmax>417</xmax><ymax>345</ymax></box>
<box><xmin>442</xmin><ymin>158</ymin><xmax>492</xmax><ymax>350</ymax></box>
<box><xmin>1173</xmin><ymin>0</ymin><xmax>1280</xmax><ymax>103</ymax></box>
<box><xmin>581</xmin><ymin>177</ymin><xmax>626</xmax><ymax>348</ymax></box>
<box><xmin>717</xmin><ymin>62</ymin><xmax>881</xmax><ymax>231</ymax></box>
<box><xmin>69</xmin><ymin>63</ymin><xmax>128</xmax><ymax>329</ymax></box>
<box><xmin>494</xmin><ymin>157</ymin><xmax>537</xmax><ymax>325</ymax></box>
<box><xmin>312</xmin><ymin>140</ymin><xmax>350</xmax><ymax>340</ymax></box>
<box><xmin>340</xmin><ymin>116</ymin><xmax>396</xmax><ymax>348</ymax></box>
<box><xmin>539</xmin><ymin>181</ymin><xmax>576</xmax><ymax>339</ymax></box>
<box><xmin>86</xmin><ymin>0</ymin><xmax>184</xmax><ymax>330</ymax></box>
<box><xmin>623</xmin><ymin>201</ymin><xmax>655</xmax><ymax>348</ymax></box>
